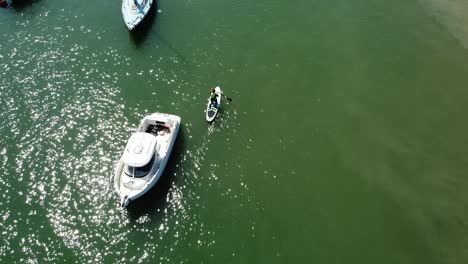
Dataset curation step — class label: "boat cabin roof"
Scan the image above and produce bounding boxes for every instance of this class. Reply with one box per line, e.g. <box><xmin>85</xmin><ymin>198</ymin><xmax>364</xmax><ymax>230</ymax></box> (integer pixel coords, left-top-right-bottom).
<box><xmin>122</xmin><ymin>132</ymin><xmax>157</xmax><ymax>167</ymax></box>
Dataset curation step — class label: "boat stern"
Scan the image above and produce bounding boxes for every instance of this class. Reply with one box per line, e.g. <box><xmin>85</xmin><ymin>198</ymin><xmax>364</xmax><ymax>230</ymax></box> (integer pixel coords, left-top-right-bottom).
<box><xmin>144</xmin><ymin>112</ymin><xmax>181</xmax><ymax>130</ymax></box>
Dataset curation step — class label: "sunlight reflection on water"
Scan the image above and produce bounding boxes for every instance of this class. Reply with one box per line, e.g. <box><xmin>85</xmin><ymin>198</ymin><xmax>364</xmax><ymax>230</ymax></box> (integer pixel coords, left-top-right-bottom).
<box><xmin>0</xmin><ymin>4</ymin><xmax>254</xmax><ymax>262</ymax></box>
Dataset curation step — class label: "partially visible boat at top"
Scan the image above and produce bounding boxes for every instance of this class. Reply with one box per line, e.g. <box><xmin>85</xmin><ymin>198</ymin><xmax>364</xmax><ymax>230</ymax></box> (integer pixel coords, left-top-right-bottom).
<box><xmin>0</xmin><ymin>0</ymin><xmax>10</xmax><ymax>8</ymax></box>
<box><xmin>114</xmin><ymin>112</ymin><xmax>181</xmax><ymax>207</ymax></box>
<box><xmin>206</xmin><ymin>86</ymin><xmax>222</xmax><ymax>122</ymax></box>
<box><xmin>122</xmin><ymin>0</ymin><xmax>154</xmax><ymax>30</ymax></box>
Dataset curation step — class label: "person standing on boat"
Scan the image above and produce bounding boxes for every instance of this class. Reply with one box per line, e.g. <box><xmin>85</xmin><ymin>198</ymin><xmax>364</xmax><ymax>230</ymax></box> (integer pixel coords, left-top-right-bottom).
<box><xmin>209</xmin><ymin>88</ymin><xmax>218</xmax><ymax>106</ymax></box>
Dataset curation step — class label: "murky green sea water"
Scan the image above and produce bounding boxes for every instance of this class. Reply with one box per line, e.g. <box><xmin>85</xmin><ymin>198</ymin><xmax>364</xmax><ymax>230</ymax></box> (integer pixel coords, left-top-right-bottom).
<box><xmin>1</xmin><ymin>0</ymin><xmax>468</xmax><ymax>263</ymax></box>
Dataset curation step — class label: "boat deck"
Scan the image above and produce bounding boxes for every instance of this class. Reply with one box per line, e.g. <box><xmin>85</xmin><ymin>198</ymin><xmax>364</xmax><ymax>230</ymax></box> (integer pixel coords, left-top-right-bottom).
<box><xmin>145</xmin><ymin>124</ymin><xmax>170</xmax><ymax>136</ymax></box>
<box><xmin>145</xmin><ymin>124</ymin><xmax>171</xmax><ymax>155</ymax></box>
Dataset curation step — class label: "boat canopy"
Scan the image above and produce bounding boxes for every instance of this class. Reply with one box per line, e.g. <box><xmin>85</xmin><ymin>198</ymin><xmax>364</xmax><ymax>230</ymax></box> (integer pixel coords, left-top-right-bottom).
<box><xmin>122</xmin><ymin>132</ymin><xmax>157</xmax><ymax>167</ymax></box>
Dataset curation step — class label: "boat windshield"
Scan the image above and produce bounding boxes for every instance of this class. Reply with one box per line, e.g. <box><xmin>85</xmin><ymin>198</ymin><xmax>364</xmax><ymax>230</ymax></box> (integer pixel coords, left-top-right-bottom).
<box><xmin>124</xmin><ymin>154</ymin><xmax>156</xmax><ymax>178</ymax></box>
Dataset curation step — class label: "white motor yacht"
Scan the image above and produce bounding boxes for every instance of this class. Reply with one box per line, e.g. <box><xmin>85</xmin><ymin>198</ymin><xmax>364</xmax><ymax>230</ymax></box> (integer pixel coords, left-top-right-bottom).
<box><xmin>114</xmin><ymin>112</ymin><xmax>181</xmax><ymax>207</ymax></box>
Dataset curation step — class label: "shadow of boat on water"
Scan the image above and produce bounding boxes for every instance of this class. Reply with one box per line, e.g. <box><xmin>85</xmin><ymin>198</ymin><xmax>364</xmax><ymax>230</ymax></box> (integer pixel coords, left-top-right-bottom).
<box><xmin>129</xmin><ymin>1</ymin><xmax>158</xmax><ymax>47</ymax></box>
<box><xmin>125</xmin><ymin>127</ymin><xmax>186</xmax><ymax>219</ymax></box>
<box><xmin>10</xmin><ymin>0</ymin><xmax>43</xmax><ymax>11</ymax></box>
<box><xmin>128</xmin><ymin>1</ymin><xmax>189</xmax><ymax>63</ymax></box>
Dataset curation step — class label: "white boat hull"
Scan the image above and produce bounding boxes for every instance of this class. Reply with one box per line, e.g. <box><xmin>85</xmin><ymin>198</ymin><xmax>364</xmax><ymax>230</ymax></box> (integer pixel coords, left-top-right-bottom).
<box><xmin>122</xmin><ymin>0</ymin><xmax>154</xmax><ymax>30</ymax></box>
<box><xmin>114</xmin><ymin>113</ymin><xmax>181</xmax><ymax>207</ymax></box>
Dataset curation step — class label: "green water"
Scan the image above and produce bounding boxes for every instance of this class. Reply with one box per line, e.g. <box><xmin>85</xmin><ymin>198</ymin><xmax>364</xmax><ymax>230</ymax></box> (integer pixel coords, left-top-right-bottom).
<box><xmin>1</xmin><ymin>0</ymin><xmax>468</xmax><ymax>262</ymax></box>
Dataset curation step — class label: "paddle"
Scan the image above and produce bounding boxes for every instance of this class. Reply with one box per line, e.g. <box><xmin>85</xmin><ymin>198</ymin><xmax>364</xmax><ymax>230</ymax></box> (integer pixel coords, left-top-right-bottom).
<box><xmin>211</xmin><ymin>87</ymin><xmax>232</xmax><ymax>102</ymax></box>
<box><xmin>223</xmin><ymin>94</ymin><xmax>233</xmax><ymax>102</ymax></box>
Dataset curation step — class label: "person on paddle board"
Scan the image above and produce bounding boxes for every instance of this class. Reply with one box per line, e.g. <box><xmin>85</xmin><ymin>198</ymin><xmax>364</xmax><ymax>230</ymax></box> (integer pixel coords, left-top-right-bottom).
<box><xmin>209</xmin><ymin>88</ymin><xmax>218</xmax><ymax>106</ymax></box>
